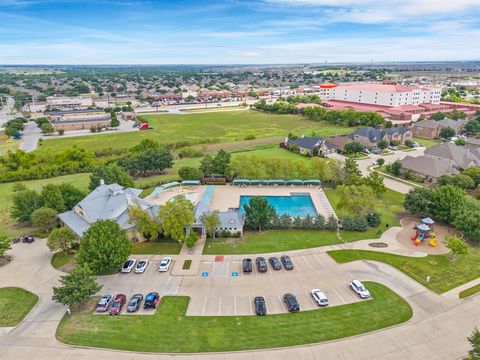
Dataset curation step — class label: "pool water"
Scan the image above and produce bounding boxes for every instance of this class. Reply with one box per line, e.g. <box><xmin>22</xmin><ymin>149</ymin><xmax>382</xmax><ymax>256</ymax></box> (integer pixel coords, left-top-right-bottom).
<box><xmin>239</xmin><ymin>194</ymin><xmax>317</xmax><ymax>217</ymax></box>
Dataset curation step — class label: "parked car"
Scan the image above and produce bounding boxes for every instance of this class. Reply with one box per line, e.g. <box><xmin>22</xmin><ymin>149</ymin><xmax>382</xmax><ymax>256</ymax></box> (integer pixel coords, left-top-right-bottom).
<box><xmin>144</xmin><ymin>292</ymin><xmax>160</xmax><ymax>309</ymax></box>
<box><xmin>371</xmin><ymin>147</ymin><xmax>382</xmax><ymax>154</ymax></box>
<box><xmin>121</xmin><ymin>259</ymin><xmax>136</xmax><ymax>273</ymax></box>
<box><xmin>21</xmin><ymin>234</ymin><xmax>34</xmax><ymax>243</ymax></box>
<box><xmin>281</xmin><ymin>255</ymin><xmax>294</xmax><ymax>270</ymax></box>
<box><xmin>412</xmin><ymin>141</ymin><xmax>420</xmax><ymax>147</ymax></box>
<box><xmin>96</xmin><ymin>295</ymin><xmax>113</xmax><ymax>312</ymax></box>
<box><xmin>242</xmin><ymin>258</ymin><xmax>252</xmax><ymax>273</ymax></box>
<box><xmin>255</xmin><ymin>257</ymin><xmax>268</xmax><ymax>273</ymax></box>
<box><xmin>388</xmin><ymin>145</ymin><xmax>397</xmax><ymax>151</ymax></box>
<box><xmin>158</xmin><ymin>257</ymin><xmax>172</xmax><ymax>272</ymax></box>
<box><xmin>311</xmin><ymin>289</ymin><xmax>329</xmax><ymax>307</ymax></box>
<box><xmin>254</xmin><ymin>296</ymin><xmax>267</xmax><ymax>316</ymax></box>
<box><xmin>268</xmin><ymin>256</ymin><xmax>282</xmax><ymax>270</ymax></box>
<box><xmin>127</xmin><ymin>294</ymin><xmax>144</xmax><ymax>312</ymax></box>
<box><xmin>350</xmin><ymin>280</ymin><xmax>371</xmax><ymax>299</ymax></box>
<box><xmin>135</xmin><ymin>259</ymin><xmax>149</xmax><ymax>273</ymax></box>
<box><xmin>283</xmin><ymin>293</ymin><xmax>300</xmax><ymax>312</ymax></box>
<box><xmin>109</xmin><ymin>294</ymin><xmax>126</xmax><ymax>315</ymax></box>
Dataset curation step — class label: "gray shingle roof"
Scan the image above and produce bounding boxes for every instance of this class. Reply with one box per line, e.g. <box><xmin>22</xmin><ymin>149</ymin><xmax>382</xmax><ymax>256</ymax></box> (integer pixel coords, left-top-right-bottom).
<box><xmin>287</xmin><ymin>136</ymin><xmax>324</xmax><ymax>151</ymax></box>
<box><xmin>400</xmin><ymin>155</ymin><xmax>459</xmax><ymax>178</ymax></box>
<box><xmin>425</xmin><ymin>143</ymin><xmax>480</xmax><ymax>169</ymax></box>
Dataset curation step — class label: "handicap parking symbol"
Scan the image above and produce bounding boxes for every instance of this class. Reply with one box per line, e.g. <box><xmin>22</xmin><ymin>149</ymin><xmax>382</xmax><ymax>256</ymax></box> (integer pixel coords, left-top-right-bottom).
<box><xmin>202</xmin><ymin>272</ymin><xmax>209</xmax><ymax>277</ymax></box>
<box><xmin>231</xmin><ymin>272</ymin><xmax>238</xmax><ymax>277</ymax></box>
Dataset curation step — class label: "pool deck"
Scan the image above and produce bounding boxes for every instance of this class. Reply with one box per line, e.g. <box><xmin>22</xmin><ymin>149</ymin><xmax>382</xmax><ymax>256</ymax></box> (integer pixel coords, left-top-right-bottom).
<box><xmin>145</xmin><ymin>185</ymin><xmax>335</xmax><ymax>218</ymax></box>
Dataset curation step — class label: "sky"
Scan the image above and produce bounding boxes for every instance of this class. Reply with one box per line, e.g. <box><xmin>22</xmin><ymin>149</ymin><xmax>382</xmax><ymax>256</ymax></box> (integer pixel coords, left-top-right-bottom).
<box><xmin>0</xmin><ymin>0</ymin><xmax>479</xmax><ymax>64</ymax></box>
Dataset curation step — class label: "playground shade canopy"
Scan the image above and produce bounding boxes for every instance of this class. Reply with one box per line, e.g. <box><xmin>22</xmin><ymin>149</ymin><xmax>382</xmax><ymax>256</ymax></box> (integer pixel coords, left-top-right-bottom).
<box><xmin>416</xmin><ymin>223</ymin><xmax>431</xmax><ymax>231</ymax></box>
<box><xmin>181</xmin><ymin>180</ymin><xmax>201</xmax><ymax>185</ymax></box>
<box><xmin>152</xmin><ymin>181</ymin><xmax>181</xmax><ymax>196</ymax></box>
<box><xmin>421</xmin><ymin>217</ymin><xmax>435</xmax><ymax>225</ymax></box>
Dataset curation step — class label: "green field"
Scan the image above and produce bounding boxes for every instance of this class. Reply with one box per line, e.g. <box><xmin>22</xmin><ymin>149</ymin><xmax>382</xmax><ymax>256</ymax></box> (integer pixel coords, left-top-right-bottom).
<box><xmin>56</xmin><ymin>282</ymin><xmax>411</xmax><ymax>353</ymax></box>
<box><xmin>328</xmin><ymin>248</ymin><xmax>480</xmax><ymax>294</ymax></box>
<box><xmin>37</xmin><ymin>111</ymin><xmax>353</xmax><ymax>153</ymax></box>
<box><xmin>180</xmin><ymin>106</ymin><xmax>246</xmax><ymax>112</ymax></box>
<box><xmin>0</xmin><ymin>287</ymin><xmax>38</xmax><ymax>326</ymax></box>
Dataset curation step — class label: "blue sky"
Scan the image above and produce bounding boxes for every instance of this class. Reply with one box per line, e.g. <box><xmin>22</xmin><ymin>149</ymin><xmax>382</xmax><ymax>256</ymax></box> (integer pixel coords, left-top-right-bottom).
<box><xmin>0</xmin><ymin>0</ymin><xmax>479</xmax><ymax>64</ymax></box>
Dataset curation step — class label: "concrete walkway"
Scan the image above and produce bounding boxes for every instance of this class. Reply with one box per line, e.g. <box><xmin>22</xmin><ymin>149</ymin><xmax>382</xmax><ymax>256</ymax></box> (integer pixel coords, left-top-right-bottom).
<box><xmin>1</xmin><ymin>237</ymin><xmax>479</xmax><ymax>359</ymax></box>
<box><xmin>171</xmin><ymin>234</ymin><xmax>206</xmax><ymax>276</ymax></box>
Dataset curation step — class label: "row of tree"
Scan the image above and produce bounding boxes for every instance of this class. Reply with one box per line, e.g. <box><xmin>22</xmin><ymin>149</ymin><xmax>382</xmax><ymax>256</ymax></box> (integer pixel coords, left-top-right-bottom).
<box><xmin>303</xmin><ymin>106</ymin><xmax>388</xmax><ymax>127</ymax></box>
<box><xmin>3</xmin><ymin>117</ymin><xmax>27</xmax><ymax>137</ymax></box>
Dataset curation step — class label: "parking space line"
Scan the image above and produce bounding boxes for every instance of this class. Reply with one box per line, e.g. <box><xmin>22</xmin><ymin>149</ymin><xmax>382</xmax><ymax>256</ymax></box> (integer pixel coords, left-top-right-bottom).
<box><xmin>202</xmin><ymin>297</ymin><xmax>207</xmax><ymax>315</ymax></box>
<box><xmin>306</xmin><ymin>291</ymin><xmax>318</xmax><ymax>307</ymax></box>
<box><xmin>218</xmin><ymin>296</ymin><xmax>222</xmax><ymax>315</ymax></box>
<box><xmin>248</xmin><ymin>296</ymin><xmax>253</xmax><ymax>315</ymax></box>
<box><xmin>264</xmin><ymin>297</ymin><xmax>269</xmax><ymax>315</ymax></box>
<box><xmin>303</xmin><ymin>256</ymin><xmax>314</xmax><ymax>270</ymax></box>
<box><xmin>278</xmin><ymin>295</ymin><xmax>287</xmax><ymax>312</ymax></box>
<box><xmin>313</xmin><ymin>254</ymin><xmax>326</xmax><ymax>269</ymax></box>
<box><xmin>333</xmin><ymin>287</ymin><xmax>346</xmax><ymax>304</ymax></box>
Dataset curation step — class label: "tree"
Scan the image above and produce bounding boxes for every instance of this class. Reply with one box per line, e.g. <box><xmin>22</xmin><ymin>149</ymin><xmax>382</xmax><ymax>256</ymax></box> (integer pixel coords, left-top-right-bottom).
<box><xmin>211</xmin><ymin>149</ymin><xmax>231</xmax><ymax>176</ymax></box>
<box><xmin>31</xmin><ymin>207</ymin><xmax>57</xmax><ymax>231</ymax></box>
<box><xmin>130</xmin><ymin>139</ymin><xmax>161</xmax><ymax>153</ymax></box>
<box><xmin>432</xmin><ymin>185</ymin><xmax>465</xmax><ymax>223</ymax></box>
<box><xmin>363</xmin><ymin>171</ymin><xmax>386</xmax><ymax>196</ymax></box>
<box><xmin>199</xmin><ymin>154</ymin><xmax>214</xmax><ymax>176</ymax></box>
<box><xmin>343</xmin><ymin>158</ymin><xmax>362</xmax><ymax>185</ymax></box>
<box><xmin>52</xmin><ymin>265</ymin><xmax>102</xmax><ymax>308</ymax></box>
<box><xmin>439</xmin><ymin>127</ymin><xmax>455</xmax><ymax>139</ymax></box>
<box><xmin>377</xmin><ymin>139</ymin><xmax>389</xmax><ymax>150</ymax></box>
<box><xmin>453</xmin><ymin>199</ymin><xmax>480</xmax><ymax>242</ymax></box>
<box><xmin>40</xmin><ymin>184</ymin><xmax>65</xmax><ymax>212</ymax></box>
<box><xmin>390</xmin><ymin>160</ymin><xmax>402</xmax><ymax>176</ymax></box>
<box><xmin>443</xmin><ymin>235</ymin><xmax>468</xmax><ymax>261</ymax></box>
<box><xmin>344</xmin><ymin>141</ymin><xmax>365</xmax><ymax>154</ymax></box>
<box><xmin>77</xmin><ymin>220</ymin><xmax>132</xmax><ymax>274</ymax></box>
<box><xmin>89</xmin><ymin>163</ymin><xmax>134</xmax><ymax>191</ymax></box>
<box><xmin>243</xmin><ymin>197</ymin><xmax>276</xmax><ymax>231</ymax></box>
<box><xmin>40</xmin><ymin>122</ymin><xmax>55</xmax><ymax>134</ymax></box>
<box><xmin>204</xmin><ymin>212</ymin><xmax>221</xmax><ymax>238</ymax></box>
<box><xmin>48</xmin><ymin>227</ymin><xmax>76</xmax><ymax>255</ymax></box>
<box><xmin>403</xmin><ymin>188</ymin><xmax>434</xmax><ymax>216</ymax></box>
<box><xmin>11</xmin><ymin>189</ymin><xmax>43</xmax><ymax>222</ymax></box>
<box><xmin>117</xmin><ymin>148</ymin><xmax>173</xmax><ymax>177</ymax></box>
<box><xmin>336</xmin><ymin>185</ymin><xmax>375</xmax><ymax>216</ymax></box>
<box><xmin>468</xmin><ymin>327</ymin><xmax>480</xmax><ymax>360</ymax></box>
<box><xmin>128</xmin><ymin>206</ymin><xmax>161</xmax><ymax>241</ymax></box>
<box><xmin>0</xmin><ymin>232</ymin><xmax>11</xmax><ymax>258</ymax></box>
<box><xmin>185</xmin><ymin>232</ymin><xmax>197</xmax><ymax>248</ymax></box>
<box><xmin>451</xmin><ymin>174</ymin><xmax>475</xmax><ymax>189</ymax></box>
<box><xmin>404</xmin><ymin>139</ymin><xmax>414</xmax><ymax>148</ymax></box>
<box><xmin>58</xmin><ymin>183</ymin><xmax>86</xmax><ymax>209</ymax></box>
<box><xmin>366</xmin><ymin>212</ymin><xmax>381</xmax><ymax>227</ymax></box>
<box><xmin>110</xmin><ymin>113</ymin><xmax>120</xmax><ymax>127</ymax></box>
<box><xmin>462</xmin><ymin>167</ymin><xmax>480</xmax><ymax>187</ymax></box>
<box><xmin>159</xmin><ymin>196</ymin><xmax>195</xmax><ymax>243</ymax></box>
<box><xmin>376</xmin><ymin>158</ymin><xmax>385</xmax><ymax>166</ymax></box>
<box><xmin>455</xmin><ymin>138</ymin><xmax>466</xmax><ymax>146</ymax></box>
<box><xmin>178</xmin><ymin>166</ymin><xmax>203</xmax><ymax>181</ymax></box>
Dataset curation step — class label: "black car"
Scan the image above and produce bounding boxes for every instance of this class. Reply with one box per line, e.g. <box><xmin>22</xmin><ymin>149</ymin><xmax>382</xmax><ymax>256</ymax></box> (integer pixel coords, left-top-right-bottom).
<box><xmin>281</xmin><ymin>255</ymin><xmax>294</xmax><ymax>270</ymax></box>
<box><xmin>21</xmin><ymin>234</ymin><xmax>34</xmax><ymax>243</ymax></box>
<box><xmin>242</xmin><ymin>258</ymin><xmax>252</xmax><ymax>273</ymax></box>
<box><xmin>127</xmin><ymin>294</ymin><xmax>143</xmax><ymax>312</ymax></box>
<box><xmin>254</xmin><ymin>296</ymin><xmax>267</xmax><ymax>316</ymax></box>
<box><xmin>255</xmin><ymin>257</ymin><xmax>268</xmax><ymax>273</ymax></box>
<box><xmin>283</xmin><ymin>293</ymin><xmax>300</xmax><ymax>312</ymax></box>
<box><xmin>269</xmin><ymin>256</ymin><xmax>282</xmax><ymax>270</ymax></box>
<box><xmin>143</xmin><ymin>292</ymin><xmax>160</xmax><ymax>309</ymax></box>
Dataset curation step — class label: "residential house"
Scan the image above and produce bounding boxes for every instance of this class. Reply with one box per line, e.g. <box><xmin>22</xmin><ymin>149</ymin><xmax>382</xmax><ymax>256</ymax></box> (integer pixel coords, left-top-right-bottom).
<box><xmin>284</xmin><ymin>136</ymin><xmax>335</xmax><ymax>157</ymax></box>
<box><xmin>349</xmin><ymin>126</ymin><xmax>412</xmax><ymax>148</ymax></box>
<box><xmin>400</xmin><ymin>156</ymin><xmax>459</xmax><ymax>182</ymax></box>
<box><xmin>465</xmin><ymin>137</ymin><xmax>480</xmax><ymax>151</ymax></box>
<box><xmin>325</xmin><ymin>135</ymin><xmax>352</xmax><ymax>153</ymax></box>
<box><xmin>411</xmin><ymin>119</ymin><xmax>468</xmax><ymax>139</ymax></box>
<box><xmin>424</xmin><ymin>143</ymin><xmax>480</xmax><ymax>171</ymax></box>
<box><xmin>58</xmin><ymin>182</ymin><xmax>158</xmax><ymax>241</ymax></box>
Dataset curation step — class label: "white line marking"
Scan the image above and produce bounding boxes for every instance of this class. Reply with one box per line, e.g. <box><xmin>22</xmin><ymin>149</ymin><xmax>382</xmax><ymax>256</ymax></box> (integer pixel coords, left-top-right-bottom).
<box><xmin>264</xmin><ymin>297</ymin><xmax>269</xmax><ymax>315</ymax></box>
<box><xmin>248</xmin><ymin>296</ymin><xmax>253</xmax><ymax>315</ymax></box>
<box><xmin>202</xmin><ymin>296</ymin><xmax>208</xmax><ymax>315</ymax></box>
<box><xmin>218</xmin><ymin>296</ymin><xmax>222</xmax><ymax>315</ymax></box>
<box><xmin>307</xmin><ymin>291</ymin><xmax>318</xmax><ymax>307</ymax></box>
<box><xmin>313</xmin><ymin>254</ymin><xmax>326</xmax><ymax>269</ymax></box>
<box><xmin>234</xmin><ymin>296</ymin><xmax>237</xmax><ymax>315</ymax></box>
<box><xmin>333</xmin><ymin>287</ymin><xmax>346</xmax><ymax>304</ymax></box>
<box><xmin>278</xmin><ymin>295</ymin><xmax>288</xmax><ymax>312</ymax></box>
<box><xmin>303</xmin><ymin>256</ymin><xmax>314</xmax><ymax>270</ymax></box>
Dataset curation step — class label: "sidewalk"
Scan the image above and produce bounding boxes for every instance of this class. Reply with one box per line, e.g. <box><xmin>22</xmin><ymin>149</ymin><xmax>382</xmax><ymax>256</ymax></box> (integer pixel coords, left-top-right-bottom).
<box><xmin>170</xmin><ymin>234</ymin><xmax>206</xmax><ymax>276</ymax></box>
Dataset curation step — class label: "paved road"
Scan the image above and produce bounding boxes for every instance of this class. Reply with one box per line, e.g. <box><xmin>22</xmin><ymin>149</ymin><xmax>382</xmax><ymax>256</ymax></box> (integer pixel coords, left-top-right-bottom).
<box><xmin>18</xmin><ymin>121</ymin><xmax>41</xmax><ymax>152</ymax></box>
<box><xmin>0</xmin><ymin>237</ymin><xmax>478</xmax><ymax>360</ymax></box>
<box><xmin>0</xmin><ymin>96</ymin><xmax>15</xmax><ymax>126</ymax></box>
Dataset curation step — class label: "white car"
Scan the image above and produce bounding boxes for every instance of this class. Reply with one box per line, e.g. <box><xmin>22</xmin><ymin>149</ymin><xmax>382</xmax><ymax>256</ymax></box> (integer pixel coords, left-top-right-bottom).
<box><xmin>311</xmin><ymin>289</ymin><xmax>329</xmax><ymax>307</ymax></box>
<box><xmin>134</xmin><ymin>259</ymin><xmax>149</xmax><ymax>273</ymax></box>
<box><xmin>121</xmin><ymin>259</ymin><xmax>136</xmax><ymax>273</ymax></box>
<box><xmin>158</xmin><ymin>257</ymin><xmax>172</xmax><ymax>272</ymax></box>
<box><xmin>350</xmin><ymin>280</ymin><xmax>370</xmax><ymax>299</ymax></box>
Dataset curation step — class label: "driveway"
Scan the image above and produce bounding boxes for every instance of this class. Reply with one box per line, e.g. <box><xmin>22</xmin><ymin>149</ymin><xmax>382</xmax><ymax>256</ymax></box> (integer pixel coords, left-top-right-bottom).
<box><xmin>1</xmin><ymin>237</ymin><xmax>479</xmax><ymax>359</ymax></box>
<box><xmin>19</xmin><ymin>121</ymin><xmax>42</xmax><ymax>152</ymax></box>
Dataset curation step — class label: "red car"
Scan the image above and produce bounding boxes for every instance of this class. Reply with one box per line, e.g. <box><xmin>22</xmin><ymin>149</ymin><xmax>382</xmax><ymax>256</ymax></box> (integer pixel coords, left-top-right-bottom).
<box><xmin>109</xmin><ymin>294</ymin><xmax>126</xmax><ymax>315</ymax></box>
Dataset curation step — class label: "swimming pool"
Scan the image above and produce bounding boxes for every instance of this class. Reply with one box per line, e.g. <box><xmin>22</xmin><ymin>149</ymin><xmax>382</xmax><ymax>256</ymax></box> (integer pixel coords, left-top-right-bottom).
<box><xmin>238</xmin><ymin>194</ymin><xmax>317</xmax><ymax>217</ymax></box>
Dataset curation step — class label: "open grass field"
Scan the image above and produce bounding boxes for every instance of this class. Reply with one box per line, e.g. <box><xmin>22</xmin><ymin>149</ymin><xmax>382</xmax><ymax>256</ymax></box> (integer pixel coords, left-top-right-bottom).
<box><xmin>180</xmin><ymin>106</ymin><xmax>246</xmax><ymax>112</ymax></box>
<box><xmin>37</xmin><ymin>110</ymin><xmax>353</xmax><ymax>154</ymax></box>
<box><xmin>0</xmin><ymin>173</ymin><xmax>91</xmax><ymax>237</ymax></box>
<box><xmin>328</xmin><ymin>247</ymin><xmax>480</xmax><ymax>294</ymax></box>
<box><xmin>56</xmin><ymin>282</ymin><xmax>411</xmax><ymax>353</ymax></box>
<box><xmin>0</xmin><ymin>287</ymin><xmax>38</xmax><ymax>326</ymax></box>
<box><xmin>204</xmin><ymin>230</ymin><xmax>341</xmax><ymax>255</ymax></box>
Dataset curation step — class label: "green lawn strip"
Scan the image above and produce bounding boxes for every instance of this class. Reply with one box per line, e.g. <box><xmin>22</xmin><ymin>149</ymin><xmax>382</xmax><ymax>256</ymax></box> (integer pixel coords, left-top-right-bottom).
<box><xmin>412</xmin><ymin>136</ymin><xmax>441</xmax><ymax>148</ymax></box>
<box><xmin>56</xmin><ymin>282</ymin><xmax>411</xmax><ymax>353</ymax></box>
<box><xmin>182</xmin><ymin>260</ymin><xmax>192</xmax><ymax>269</ymax></box>
<box><xmin>37</xmin><ymin>111</ymin><xmax>353</xmax><ymax>154</ymax></box>
<box><xmin>51</xmin><ymin>251</ymin><xmax>75</xmax><ymax>270</ymax></box>
<box><xmin>328</xmin><ymin>249</ymin><xmax>480</xmax><ymax>294</ymax></box>
<box><xmin>131</xmin><ymin>241</ymin><xmax>182</xmax><ymax>255</ymax></box>
<box><xmin>203</xmin><ymin>230</ymin><xmax>341</xmax><ymax>255</ymax></box>
<box><xmin>0</xmin><ymin>287</ymin><xmax>38</xmax><ymax>326</ymax></box>
<box><xmin>459</xmin><ymin>284</ymin><xmax>480</xmax><ymax>299</ymax></box>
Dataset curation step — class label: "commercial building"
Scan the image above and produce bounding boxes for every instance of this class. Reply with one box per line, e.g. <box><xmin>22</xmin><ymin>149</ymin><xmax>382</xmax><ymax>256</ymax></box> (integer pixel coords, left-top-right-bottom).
<box><xmin>46</xmin><ymin>96</ymin><xmax>93</xmax><ymax>110</ymax></box>
<box><xmin>44</xmin><ymin>109</ymin><xmax>111</xmax><ymax>131</ymax></box>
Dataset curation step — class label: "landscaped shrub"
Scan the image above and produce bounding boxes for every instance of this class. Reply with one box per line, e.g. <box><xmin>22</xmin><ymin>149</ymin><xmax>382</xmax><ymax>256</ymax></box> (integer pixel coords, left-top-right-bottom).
<box><xmin>366</xmin><ymin>212</ymin><xmax>381</xmax><ymax>227</ymax></box>
<box><xmin>341</xmin><ymin>216</ymin><xmax>369</xmax><ymax>231</ymax></box>
<box><xmin>178</xmin><ymin>146</ymin><xmax>204</xmax><ymax>158</ymax></box>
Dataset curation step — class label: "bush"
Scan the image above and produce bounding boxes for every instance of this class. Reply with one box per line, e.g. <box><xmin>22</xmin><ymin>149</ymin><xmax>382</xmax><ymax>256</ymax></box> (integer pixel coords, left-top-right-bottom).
<box><xmin>185</xmin><ymin>232</ymin><xmax>197</xmax><ymax>248</ymax></box>
<box><xmin>405</xmin><ymin>139</ymin><xmax>414</xmax><ymax>148</ymax></box>
<box><xmin>341</xmin><ymin>216</ymin><xmax>369</xmax><ymax>231</ymax></box>
<box><xmin>31</xmin><ymin>207</ymin><xmax>58</xmax><ymax>231</ymax></box>
<box><xmin>178</xmin><ymin>146</ymin><xmax>204</xmax><ymax>158</ymax></box>
<box><xmin>58</xmin><ymin>129</ymin><xmax>65</xmax><ymax>135</ymax></box>
<box><xmin>244</xmin><ymin>135</ymin><xmax>256</xmax><ymax>140</ymax></box>
<box><xmin>366</xmin><ymin>212</ymin><xmax>381</xmax><ymax>227</ymax></box>
<box><xmin>178</xmin><ymin>166</ymin><xmax>203</xmax><ymax>181</ymax></box>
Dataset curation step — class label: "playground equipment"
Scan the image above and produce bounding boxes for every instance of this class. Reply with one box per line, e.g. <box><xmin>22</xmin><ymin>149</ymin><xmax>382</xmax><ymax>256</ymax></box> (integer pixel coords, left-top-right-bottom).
<box><xmin>411</xmin><ymin>218</ymin><xmax>437</xmax><ymax>247</ymax></box>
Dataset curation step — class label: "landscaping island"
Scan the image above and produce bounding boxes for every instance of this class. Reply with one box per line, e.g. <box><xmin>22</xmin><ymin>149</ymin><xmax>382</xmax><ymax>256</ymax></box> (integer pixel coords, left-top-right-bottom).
<box><xmin>0</xmin><ymin>287</ymin><xmax>38</xmax><ymax>327</ymax></box>
<box><xmin>56</xmin><ymin>282</ymin><xmax>412</xmax><ymax>353</ymax></box>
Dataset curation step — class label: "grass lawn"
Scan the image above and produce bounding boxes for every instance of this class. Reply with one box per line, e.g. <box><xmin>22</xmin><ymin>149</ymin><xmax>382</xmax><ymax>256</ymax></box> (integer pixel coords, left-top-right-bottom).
<box><xmin>0</xmin><ymin>173</ymin><xmax>91</xmax><ymax>237</ymax></box>
<box><xmin>412</xmin><ymin>136</ymin><xmax>441</xmax><ymax>148</ymax></box>
<box><xmin>204</xmin><ymin>230</ymin><xmax>341</xmax><ymax>255</ymax></box>
<box><xmin>51</xmin><ymin>251</ymin><xmax>75</xmax><ymax>271</ymax></box>
<box><xmin>328</xmin><ymin>248</ymin><xmax>480</xmax><ymax>294</ymax></box>
<box><xmin>325</xmin><ymin>188</ymin><xmax>406</xmax><ymax>241</ymax></box>
<box><xmin>0</xmin><ymin>287</ymin><xmax>38</xmax><ymax>326</ymax></box>
<box><xmin>0</xmin><ymin>132</ymin><xmax>19</xmax><ymax>155</ymax></box>
<box><xmin>459</xmin><ymin>284</ymin><xmax>480</xmax><ymax>299</ymax></box>
<box><xmin>56</xmin><ymin>282</ymin><xmax>411</xmax><ymax>353</ymax></box>
<box><xmin>131</xmin><ymin>241</ymin><xmax>182</xmax><ymax>255</ymax></box>
<box><xmin>180</xmin><ymin>106</ymin><xmax>246</xmax><ymax>112</ymax></box>
<box><xmin>37</xmin><ymin>110</ymin><xmax>353</xmax><ymax>154</ymax></box>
